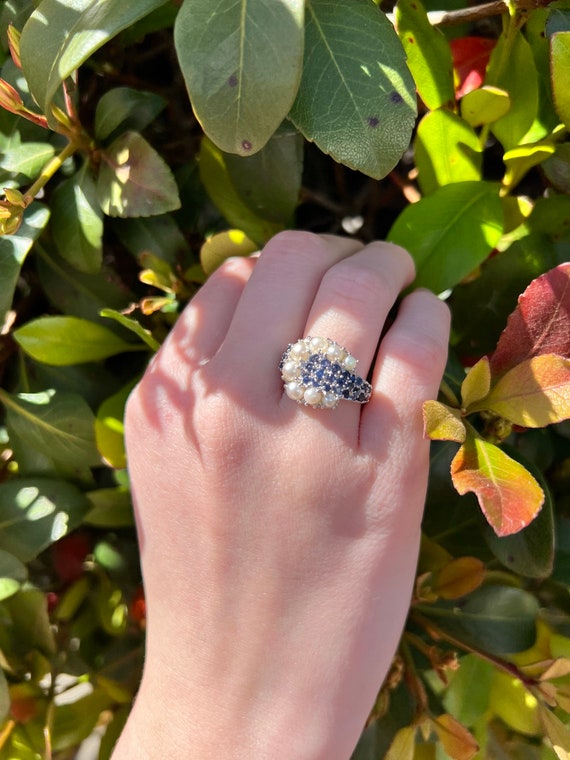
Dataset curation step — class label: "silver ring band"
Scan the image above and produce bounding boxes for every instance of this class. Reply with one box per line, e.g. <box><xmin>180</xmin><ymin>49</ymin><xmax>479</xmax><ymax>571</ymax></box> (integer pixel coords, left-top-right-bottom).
<box><xmin>280</xmin><ymin>337</ymin><xmax>372</xmax><ymax>409</ymax></box>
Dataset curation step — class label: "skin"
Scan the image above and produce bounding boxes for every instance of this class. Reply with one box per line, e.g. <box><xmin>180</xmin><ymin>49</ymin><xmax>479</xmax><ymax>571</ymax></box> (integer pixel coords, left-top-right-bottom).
<box><xmin>112</xmin><ymin>232</ymin><xmax>451</xmax><ymax>760</ymax></box>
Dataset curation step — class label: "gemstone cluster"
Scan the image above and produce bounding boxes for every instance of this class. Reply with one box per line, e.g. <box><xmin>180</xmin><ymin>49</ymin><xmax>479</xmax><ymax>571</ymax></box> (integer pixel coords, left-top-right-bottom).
<box><xmin>279</xmin><ymin>336</ymin><xmax>372</xmax><ymax>409</ymax></box>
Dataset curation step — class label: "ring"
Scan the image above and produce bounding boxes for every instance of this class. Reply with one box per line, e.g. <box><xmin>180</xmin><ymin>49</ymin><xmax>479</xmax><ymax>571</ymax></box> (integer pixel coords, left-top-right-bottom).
<box><xmin>280</xmin><ymin>336</ymin><xmax>372</xmax><ymax>409</ymax></box>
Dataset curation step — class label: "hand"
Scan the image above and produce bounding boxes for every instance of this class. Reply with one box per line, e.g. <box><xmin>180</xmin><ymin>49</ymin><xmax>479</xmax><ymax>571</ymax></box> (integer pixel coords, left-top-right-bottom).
<box><xmin>113</xmin><ymin>232</ymin><xmax>450</xmax><ymax>759</ymax></box>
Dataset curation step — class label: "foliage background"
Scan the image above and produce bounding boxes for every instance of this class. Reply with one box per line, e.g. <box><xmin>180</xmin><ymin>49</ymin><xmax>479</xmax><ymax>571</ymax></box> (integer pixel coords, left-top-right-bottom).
<box><xmin>0</xmin><ymin>0</ymin><xmax>569</xmax><ymax>758</ymax></box>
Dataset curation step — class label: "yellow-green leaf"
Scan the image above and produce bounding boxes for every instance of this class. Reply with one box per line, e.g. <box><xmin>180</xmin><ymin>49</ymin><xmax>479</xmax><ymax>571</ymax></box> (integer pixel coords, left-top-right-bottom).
<box><xmin>13</xmin><ymin>316</ymin><xmax>138</xmax><ymax>365</ymax></box>
<box><xmin>423</xmin><ymin>400</ymin><xmax>466</xmax><ymax>443</ymax></box>
<box><xmin>395</xmin><ymin>0</ymin><xmax>454</xmax><ymax>110</ymax></box>
<box><xmin>461</xmin><ymin>86</ymin><xmax>510</xmax><ymax>128</ymax></box>
<box><xmin>461</xmin><ymin>357</ymin><xmax>491</xmax><ymax>409</ymax></box>
<box><xmin>199</xmin><ymin>137</ymin><xmax>284</xmax><ymax>246</ymax></box>
<box><xmin>551</xmin><ymin>32</ymin><xmax>570</xmax><ymax>129</ymax></box>
<box><xmin>414</xmin><ymin>109</ymin><xmax>481</xmax><ymax>194</ymax></box>
<box><xmin>489</xmin><ymin>672</ymin><xmax>540</xmax><ymax>736</ymax></box>
<box><xmin>477</xmin><ymin>354</ymin><xmax>570</xmax><ymax>427</ymax></box>
<box><xmin>200</xmin><ymin>230</ymin><xmax>258</xmax><ymax>276</ymax></box>
<box><xmin>385</xmin><ymin>726</ymin><xmax>417</xmax><ymax>760</ymax></box>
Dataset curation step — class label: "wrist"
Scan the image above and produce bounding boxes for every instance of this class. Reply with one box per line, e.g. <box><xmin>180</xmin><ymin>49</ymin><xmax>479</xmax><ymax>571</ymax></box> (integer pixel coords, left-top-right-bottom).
<box><xmin>112</xmin><ymin>660</ymin><xmax>359</xmax><ymax>760</ymax></box>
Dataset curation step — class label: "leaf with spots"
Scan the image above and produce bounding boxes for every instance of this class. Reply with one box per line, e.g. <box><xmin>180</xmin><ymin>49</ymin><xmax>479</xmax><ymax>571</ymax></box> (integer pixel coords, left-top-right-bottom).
<box><xmin>396</xmin><ymin>0</ymin><xmax>455</xmax><ymax>110</ymax></box>
<box><xmin>174</xmin><ymin>0</ymin><xmax>304</xmax><ymax>156</ymax></box>
<box><xmin>289</xmin><ymin>0</ymin><xmax>417</xmax><ymax>179</ymax></box>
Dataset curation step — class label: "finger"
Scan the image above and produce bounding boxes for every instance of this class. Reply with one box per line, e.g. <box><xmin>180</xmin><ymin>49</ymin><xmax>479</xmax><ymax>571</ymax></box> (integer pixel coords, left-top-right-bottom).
<box><xmin>360</xmin><ymin>289</ymin><xmax>450</xmax><ymax>452</ymax></box>
<box><xmin>217</xmin><ymin>231</ymin><xmax>363</xmax><ymax>394</ymax></box>
<box><xmin>304</xmin><ymin>243</ymin><xmax>415</xmax><ymax>374</ymax></box>
<box><xmin>155</xmin><ymin>256</ymin><xmax>257</xmax><ymax>380</ymax></box>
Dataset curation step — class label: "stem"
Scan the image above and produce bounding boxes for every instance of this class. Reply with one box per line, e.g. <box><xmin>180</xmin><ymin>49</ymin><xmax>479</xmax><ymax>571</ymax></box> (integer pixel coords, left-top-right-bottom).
<box><xmin>387</xmin><ymin>1</ymin><xmax>508</xmax><ymax>26</ymax></box>
<box><xmin>22</xmin><ymin>140</ymin><xmax>78</xmax><ymax>206</ymax></box>
<box><xmin>400</xmin><ymin>637</ymin><xmax>429</xmax><ymax>718</ymax></box>
<box><xmin>410</xmin><ymin>609</ymin><xmax>538</xmax><ymax>688</ymax></box>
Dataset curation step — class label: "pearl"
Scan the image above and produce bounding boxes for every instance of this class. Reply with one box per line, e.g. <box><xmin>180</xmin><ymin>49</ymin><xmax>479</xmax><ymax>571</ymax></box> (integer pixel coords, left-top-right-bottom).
<box><xmin>304</xmin><ymin>387</ymin><xmax>323</xmax><ymax>405</ymax></box>
<box><xmin>326</xmin><ymin>344</ymin><xmax>342</xmax><ymax>361</ymax></box>
<box><xmin>343</xmin><ymin>355</ymin><xmax>357</xmax><ymax>371</ymax></box>
<box><xmin>286</xmin><ymin>382</ymin><xmax>304</xmax><ymax>401</ymax></box>
<box><xmin>281</xmin><ymin>360</ymin><xmax>299</xmax><ymax>381</ymax></box>
<box><xmin>291</xmin><ymin>341</ymin><xmax>309</xmax><ymax>360</ymax></box>
<box><xmin>310</xmin><ymin>336</ymin><xmax>326</xmax><ymax>351</ymax></box>
<box><xmin>323</xmin><ymin>393</ymin><xmax>338</xmax><ymax>409</ymax></box>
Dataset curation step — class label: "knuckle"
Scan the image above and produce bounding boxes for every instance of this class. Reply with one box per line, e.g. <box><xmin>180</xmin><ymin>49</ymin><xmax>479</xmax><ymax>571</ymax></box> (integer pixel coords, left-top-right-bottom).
<box><xmin>393</xmin><ymin>329</ymin><xmax>448</xmax><ymax>374</ymax></box>
<box><xmin>323</xmin><ymin>264</ymin><xmax>392</xmax><ymax>310</ymax></box>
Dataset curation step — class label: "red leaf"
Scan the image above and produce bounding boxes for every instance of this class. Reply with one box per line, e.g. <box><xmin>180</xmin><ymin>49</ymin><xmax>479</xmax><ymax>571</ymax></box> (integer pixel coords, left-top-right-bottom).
<box><xmin>450</xmin><ymin>37</ymin><xmax>496</xmax><ymax>98</ymax></box>
<box><xmin>490</xmin><ymin>263</ymin><xmax>570</xmax><ymax>378</ymax></box>
<box><xmin>451</xmin><ymin>434</ymin><xmax>544</xmax><ymax>536</ymax></box>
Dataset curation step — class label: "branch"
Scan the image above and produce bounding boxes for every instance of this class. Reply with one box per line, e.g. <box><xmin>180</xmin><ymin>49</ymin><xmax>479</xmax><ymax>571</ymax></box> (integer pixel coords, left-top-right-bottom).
<box><xmin>387</xmin><ymin>1</ymin><xmax>508</xmax><ymax>26</ymax></box>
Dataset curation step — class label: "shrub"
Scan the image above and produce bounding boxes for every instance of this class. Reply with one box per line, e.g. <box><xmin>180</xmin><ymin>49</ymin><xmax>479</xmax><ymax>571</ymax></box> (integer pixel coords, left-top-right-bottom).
<box><xmin>0</xmin><ymin>0</ymin><xmax>569</xmax><ymax>757</ymax></box>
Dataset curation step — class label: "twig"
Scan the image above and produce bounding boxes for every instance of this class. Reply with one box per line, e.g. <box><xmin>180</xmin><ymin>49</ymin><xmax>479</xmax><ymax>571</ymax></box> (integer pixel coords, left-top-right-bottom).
<box><xmin>387</xmin><ymin>1</ymin><xmax>508</xmax><ymax>26</ymax></box>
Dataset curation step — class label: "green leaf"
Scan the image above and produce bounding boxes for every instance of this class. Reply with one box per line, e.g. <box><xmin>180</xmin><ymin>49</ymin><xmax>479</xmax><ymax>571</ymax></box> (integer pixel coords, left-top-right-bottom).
<box><xmin>100</xmin><ymin>309</ymin><xmax>160</xmax><ymax>351</ymax></box>
<box><xmin>96</xmin><ymin>131</ymin><xmax>180</xmax><ymax>218</ymax></box>
<box><xmin>19</xmin><ymin>0</ymin><xmax>169</xmax><ymax>124</ymax></box>
<box><xmin>0</xmin><ymin>142</ymin><xmax>55</xmax><ymax>181</ymax></box>
<box><xmin>4</xmin><ymin>587</ymin><xmax>55</xmax><ymax>655</ymax></box>
<box><xmin>0</xmin><ymin>388</ymin><xmax>101</xmax><ymax>476</ymax></box>
<box><xmin>443</xmin><ymin>655</ymin><xmax>494</xmax><ymax>727</ymax></box>
<box><xmin>35</xmin><ymin>244</ymin><xmax>132</xmax><ymax>324</ymax></box>
<box><xmin>13</xmin><ymin>315</ymin><xmax>138</xmax><ymax>365</ymax></box>
<box><xmin>200</xmin><ymin>229</ymin><xmax>258</xmax><ymax>276</ymax></box>
<box><xmin>414</xmin><ymin>109</ymin><xmax>481</xmax><ymax>194</ymax></box>
<box><xmin>52</xmin><ymin>688</ymin><xmax>111</xmax><ymax>751</ymax></box>
<box><xmin>174</xmin><ymin>0</ymin><xmax>304</xmax><ymax>156</ymax></box>
<box><xmin>484</xmin><ymin>447</ymin><xmax>555</xmax><ymax>578</ymax></box>
<box><xmin>460</xmin><ymin>86</ymin><xmax>510</xmax><ymax>128</ymax></box>
<box><xmin>473</xmin><ymin>355</ymin><xmax>570</xmax><ymax>427</ymax></box>
<box><xmin>289</xmin><ymin>0</ymin><xmax>416</xmax><ymax>179</ymax></box>
<box><xmin>0</xmin><ymin>667</ymin><xmax>9</xmax><ymax>723</ymax></box>
<box><xmin>485</xmin><ymin>31</ymin><xmax>539</xmax><ymax>150</ymax></box>
<box><xmin>0</xmin><ymin>478</ymin><xmax>90</xmax><ymax>562</ymax></box>
<box><xmin>387</xmin><ymin>181</ymin><xmax>503</xmax><ymax>293</ymax></box>
<box><xmin>112</xmin><ymin>214</ymin><xmax>191</xmax><ymax>265</ymax></box>
<box><xmin>199</xmin><ymin>136</ymin><xmax>284</xmax><ymax>245</ymax></box>
<box><xmin>95</xmin><ymin>86</ymin><xmax>167</xmax><ymax>141</ymax></box>
<box><xmin>451</xmin><ymin>431</ymin><xmax>544</xmax><ymax>537</ymax></box>
<box><xmin>551</xmin><ymin>31</ymin><xmax>570</xmax><ymax>129</ymax></box>
<box><xmin>223</xmin><ymin>124</ymin><xmax>303</xmax><ymax>223</ymax></box>
<box><xmin>0</xmin><ymin>203</ymin><xmax>50</xmax><ymax>324</ymax></box>
<box><xmin>543</xmin><ymin>142</ymin><xmax>570</xmax><ymax>194</ymax></box>
<box><xmin>51</xmin><ymin>165</ymin><xmax>103</xmax><ymax>273</ymax></box>
<box><xmin>85</xmin><ymin>487</ymin><xmax>134</xmax><ymax>528</ymax></box>
<box><xmin>95</xmin><ymin>379</ymin><xmax>138</xmax><ymax>469</ymax></box>
<box><xmin>421</xmin><ymin>585</ymin><xmax>539</xmax><ymax>655</ymax></box>
<box><xmin>0</xmin><ymin>549</ymin><xmax>28</xmax><ymax>601</ymax></box>
<box><xmin>395</xmin><ymin>0</ymin><xmax>454</xmax><ymax>110</ymax></box>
